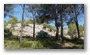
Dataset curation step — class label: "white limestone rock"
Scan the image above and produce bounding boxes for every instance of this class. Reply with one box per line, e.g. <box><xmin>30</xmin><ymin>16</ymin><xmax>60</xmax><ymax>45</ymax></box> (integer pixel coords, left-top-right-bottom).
<box><xmin>6</xmin><ymin>24</ymin><xmax>11</xmax><ymax>28</ymax></box>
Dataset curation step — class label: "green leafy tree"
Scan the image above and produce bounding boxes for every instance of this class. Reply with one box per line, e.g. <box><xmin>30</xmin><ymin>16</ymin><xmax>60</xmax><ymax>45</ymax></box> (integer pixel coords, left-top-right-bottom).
<box><xmin>66</xmin><ymin>4</ymin><xmax>84</xmax><ymax>39</ymax></box>
<box><xmin>24</xmin><ymin>19</ymin><xmax>34</xmax><ymax>25</ymax></box>
<box><xmin>79</xmin><ymin>25</ymin><xmax>84</xmax><ymax>37</ymax></box>
<box><xmin>18</xmin><ymin>20</ymin><xmax>22</xmax><ymax>23</ymax></box>
<box><xmin>27</xmin><ymin>4</ymin><xmax>40</xmax><ymax>40</ymax></box>
<box><xmin>39</xmin><ymin>4</ymin><xmax>60</xmax><ymax>42</ymax></box>
<box><xmin>68</xmin><ymin>22</ymin><xmax>77</xmax><ymax>38</ymax></box>
<box><xmin>4</xmin><ymin>21</ymin><xmax>8</xmax><ymax>29</ymax></box>
<box><xmin>8</xmin><ymin>16</ymin><xmax>18</xmax><ymax>27</ymax></box>
<box><xmin>79</xmin><ymin>25</ymin><xmax>84</xmax><ymax>31</ymax></box>
<box><xmin>48</xmin><ymin>25</ymin><xmax>55</xmax><ymax>32</ymax></box>
<box><xmin>43</xmin><ymin>22</ymin><xmax>48</xmax><ymax>29</ymax></box>
<box><xmin>4</xmin><ymin>4</ymin><xmax>16</xmax><ymax>17</ymax></box>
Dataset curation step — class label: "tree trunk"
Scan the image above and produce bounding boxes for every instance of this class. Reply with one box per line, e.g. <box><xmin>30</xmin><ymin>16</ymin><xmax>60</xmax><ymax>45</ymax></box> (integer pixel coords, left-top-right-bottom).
<box><xmin>55</xmin><ymin>17</ymin><xmax>59</xmax><ymax>42</ymax></box>
<box><xmin>20</xmin><ymin>4</ymin><xmax>25</xmax><ymax>44</ymax></box>
<box><xmin>74</xmin><ymin>5</ymin><xmax>80</xmax><ymax>39</ymax></box>
<box><xmin>61</xmin><ymin>17</ymin><xmax>64</xmax><ymax>44</ymax></box>
<box><xmin>54</xmin><ymin>5</ymin><xmax>59</xmax><ymax>42</ymax></box>
<box><xmin>60</xmin><ymin>4</ymin><xmax>64</xmax><ymax>44</ymax></box>
<box><xmin>33</xmin><ymin>13</ymin><xmax>35</xmax><ymax>41</ymax></box>
<box><xmin>56</xmin><ymin>26</ymin><xmax>59</xmax><ymax>41</ymax></box>
<box><xmin>75</xmin><ymin>21</ymin><xmax>80</xmax><ymax>38</ymax></box>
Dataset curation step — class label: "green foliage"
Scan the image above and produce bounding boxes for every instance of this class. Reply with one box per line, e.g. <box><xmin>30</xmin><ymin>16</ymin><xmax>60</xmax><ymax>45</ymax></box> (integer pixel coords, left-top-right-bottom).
<box><xmin>79</xmin><ymin>25</ymin><xmax>84</xmax><ymax>31</ymax></box>
<box><xmin>18</xmin><ymin>19</ymin><xmax>34</xmax><ymax>26</ymax></box>
<box><xmin>68</xmin><ymin>22</ymin><xmax>77</xmax><ymax>38</ymax></box>
<box><xmin>68</xmin><ymin>22</ymin><xmax>84</xmax><ymax>37</ymax></box>
<box><xmin>21</xmin><ymin>41</ymin><xmax>44</xmax><ymax>49</ymax></box>
<box><xmin>4</xmin><ymin>4</ymin><xmax>84</xmax><ymax>49</ymax></box>
<box><xmin>4</xmin><ymin>4</ymin><xmax>15</xmax><ymax>17</ymax></box>
<box><xmin>48</xmin><ymin>25</ymin><xmax>55</xmax><ymax>32</ymax></box>
<box><xmin>4</xmin><ymin>35</ymin><xmax>84</xmax><ymax>49</ymax></box>
<box><xmin>25</xmin><ymin>19</ymin><xmax>33</xmax><ymax>25</ymax></box>
<box><xmin>43</xmin><ymin>22</ymin><xmax>48</xmax><ymax>29</ymax></box>
<box><xmin>4</xmin><ymin>21</ymin><xmax>8</xmax><ymax>28</ymax></box>
<box><xmin>35</xmin><ymin>20</ymin><xmax>41</xmax><ymax>25</ymax></box>
<box><xmin>18</xmin><ymin>20</ymin><xmax>22</xmax><ymax>23</ymax></box>
<box><xmin>8</xmin><ymin>16</ymin><xmax>18</xmax><ymax>27</ymax></box>
<box><xmin>4</xmin><ymin>28</ymin><xmax>12</xmax><ymax>39</ymax></box>
<box><xmin>79</xmin><ymin>25</ymin><xmax>84</xmax><ymax>37</ymax></box>
<box><xmin>4</xmin><ymin>39</ymin><xmax>20</xmax><ymax>49</ymax></box>
<box><xmin>43</xmin><ymin>22</ymin><xmax>56</xmax><ymax>32</ymax></box>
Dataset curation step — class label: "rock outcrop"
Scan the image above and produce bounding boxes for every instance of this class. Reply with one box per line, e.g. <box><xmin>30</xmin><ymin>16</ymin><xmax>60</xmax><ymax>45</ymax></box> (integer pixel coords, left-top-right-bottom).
<box><xmin>5</xmin><ymin>23</ymin><xmax>84</xmax><ymax>39</ymax></box>
<box><xmin>11</xmin><ymin>23</ymin><xmax>56</xmax><ymax>37</ymax></box>
<box><xmin>6</xmin><ymin>24</ymin><xmax>11</xmax><ymax>28</ymax></box>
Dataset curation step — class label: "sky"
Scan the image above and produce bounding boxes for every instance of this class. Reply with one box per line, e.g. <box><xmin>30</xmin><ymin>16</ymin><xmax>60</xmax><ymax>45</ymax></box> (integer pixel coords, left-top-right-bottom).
<box><xmin>4</xmin><ymin>4</ymin><xmax>84</xmax><ymax>28</ymax></box>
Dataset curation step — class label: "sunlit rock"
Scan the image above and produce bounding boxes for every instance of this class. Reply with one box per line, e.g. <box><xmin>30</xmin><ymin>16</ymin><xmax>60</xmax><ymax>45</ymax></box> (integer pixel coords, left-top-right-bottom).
<box><xmin>6</xmin><ymin>24</ymin><xmax>11</xmax><ymax>28</ymax></box>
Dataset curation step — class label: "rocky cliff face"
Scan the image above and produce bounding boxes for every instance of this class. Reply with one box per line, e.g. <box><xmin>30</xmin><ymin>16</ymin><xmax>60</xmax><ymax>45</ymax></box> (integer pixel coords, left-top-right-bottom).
<box><xmin>10</xmin><ymin>23</ymin><xmax>56</xmax><ymax>37</ymax></box>
<box><xmin>6</xmin><ymin>23</ymin><xmax>73</xmax><ymax>39</ymax></box>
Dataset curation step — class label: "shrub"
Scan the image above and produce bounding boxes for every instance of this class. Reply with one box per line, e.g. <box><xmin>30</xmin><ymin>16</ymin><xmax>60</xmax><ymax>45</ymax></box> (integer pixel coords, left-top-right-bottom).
<box><xmin>43</xmin><ymin>23</ymin><xmax>48</xmax><ymax>29</ymax></box>
<box><xmin>4</xmin><ymin>39</ymin><xmax>20</xmax><ymax>49</ymax></box>
<box><xmin>48</xmin><ymin>26</ymin><xmax>55</xmax><ymax>32</ymax></box>
<box><xmin>4</xmin><ymin>28</ymin><xmax>12</xmax><ymax>39</ymax></box>
<box><xmin>43</xmin><ymin>23</ymin><xmax>56</xmax><ymax>32</ymax></box>
<box><xmin>20</xmin><ymin>41</ymin><xmax>44</xmax><ymax>49</ymax></box>
<box><xmin>79</xmin><ymin>25</ymin><xmax>84</xmax><ymax>37</ymax></box>
<box><xmin>7</xmin><ymin>16</ymin><xmax>18</xmax><ymax>27</ymax></box>
<box><xmin>68</xmin><ymin>22</ymin><xmax>77</xmax><ymax>38</ymax></box>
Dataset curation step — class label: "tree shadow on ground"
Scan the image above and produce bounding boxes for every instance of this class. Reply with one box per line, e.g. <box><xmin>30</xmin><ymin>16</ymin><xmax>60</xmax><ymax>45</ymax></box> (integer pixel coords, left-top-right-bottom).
<box><xmin>4</xmin><ymin>29</ymin><xmax>84</xmax><ymax>49</ymax></box>
<box><xmin>64</xmin><ymin>37</ymin><xmax>84</xmax><ymax>44</ymax></box>
<box><xmin>35</xmin><ymin>30</ymin><xmax>84</xmax><ymax>49</ymax></box>
<box><xmin>36</xmin><ymin>30</ymin><xmax>63</xmax><ymax>49</ymax></box>
<box><xmin>62</xmin><ymin>37</ymin><xmax>84</xmax><ymax>49</ymax></box>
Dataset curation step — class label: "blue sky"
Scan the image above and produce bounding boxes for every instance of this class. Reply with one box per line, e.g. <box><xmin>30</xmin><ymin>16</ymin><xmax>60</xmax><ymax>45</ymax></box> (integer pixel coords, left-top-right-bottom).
<box><xmin>4</xmin><ymin>5</ymin><xmax>84</xmax><ymax>28</ymax></box>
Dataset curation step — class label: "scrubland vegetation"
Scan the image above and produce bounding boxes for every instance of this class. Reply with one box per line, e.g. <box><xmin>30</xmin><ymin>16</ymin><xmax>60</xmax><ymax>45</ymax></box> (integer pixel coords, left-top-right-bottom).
<box><xmin>4</xmin><ymin>4</ymin><xmax>84</xmax><ymax>49</ymax></box>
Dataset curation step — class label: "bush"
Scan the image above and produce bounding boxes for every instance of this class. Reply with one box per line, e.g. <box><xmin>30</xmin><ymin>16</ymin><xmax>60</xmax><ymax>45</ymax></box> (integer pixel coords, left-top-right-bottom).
<box><xmin>4</xmin><ymin>39</ymin><xmax>20</xmax><ymax>49</ymax></box>
<box><xmin>4</xmin><ymin>21</ymin><xmax>8</xmax><ymax>28</ymax></box>
<box><xmin>79</xmin><ymin>25</ymin><xmax>84</xmax><ymax>37</ymax></box>
<box><xmin>36</xmin><ymin>30</ymin><xmax>49</xmax><ymax>38</ymax></box>
<box><xmin>48</xmin><ymin>25</ymin><xmax>55</xmax><ymax>32</ymax></box>
<box><xmin>4</xmin><ymin>28</ymin><xmax>12</xmax><ymax>39</ymax></box>
<box><xmin>7</xmin><ymin>16</ymin><xmax>18</xmax><ymax>27</ymax></box>
<box><xmin>43</xmin><ymin>23</ymin><xmax>56</xmax><ymax>32</ymax></box>
<box><xmin>43</xmin><ymin>23</ymin><xmax>48</xmax><ymax>29</ymax></box>
<box><xmin>24</xmin><ymin>19</ymin><xmax>34</xmax><ymax>25</ymax></box>
<box><xmin>68</xmin><ymin>22</ymin><xmax>84</xmax><ymax>38</ymax></box>
<box><xmin>68</xmin><ymin>22</ymin><xmax>77</xmax><ymax>38</ymax></box>
<box><xmin>20</xmin><ymin>41</ymin><xmax>44</xmax><ymax>49</ymax></box>
<box><xmin>20</xmin><ymin>42</ymin><xmax>32</xmax><ymax>48</ymax></box>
